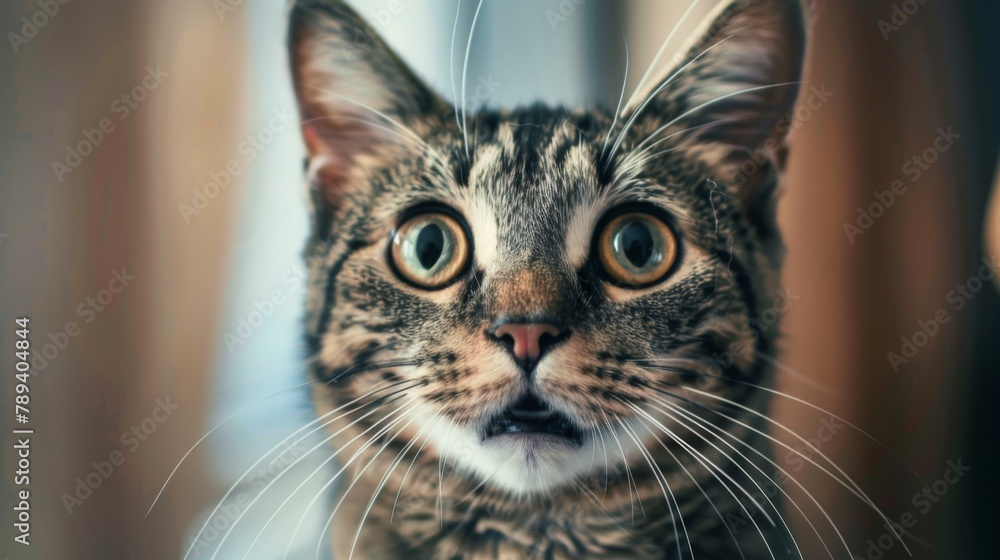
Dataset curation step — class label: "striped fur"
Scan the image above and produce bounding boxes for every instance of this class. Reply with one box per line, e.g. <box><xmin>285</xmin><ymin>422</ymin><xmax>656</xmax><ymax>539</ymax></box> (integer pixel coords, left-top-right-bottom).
<box><xmin>289</xmin><ymin>0</ymin><xmax>806</xmax><ymax>557</ymax></box>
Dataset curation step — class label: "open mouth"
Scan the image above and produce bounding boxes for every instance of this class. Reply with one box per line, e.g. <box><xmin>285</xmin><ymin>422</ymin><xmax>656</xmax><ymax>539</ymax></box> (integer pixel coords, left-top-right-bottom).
<box><xmin>482</xmin><ymin>393</ymin><xmax>584</xmax><ymax>446</ymax></box>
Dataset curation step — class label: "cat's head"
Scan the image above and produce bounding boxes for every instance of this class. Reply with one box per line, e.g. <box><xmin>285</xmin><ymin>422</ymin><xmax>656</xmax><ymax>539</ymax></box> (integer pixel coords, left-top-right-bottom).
<box><xmin>290</xmin><ymin>0</ymin><xmax>804</xmax><ymax>494</ymax></box>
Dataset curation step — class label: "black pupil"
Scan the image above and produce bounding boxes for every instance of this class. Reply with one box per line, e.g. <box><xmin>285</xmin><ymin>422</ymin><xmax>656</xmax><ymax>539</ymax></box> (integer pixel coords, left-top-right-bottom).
<box><xmin>416</xmin><ymin>223</ymin><xmax>445</xmax><ymax>269</ymax></box>
<box><xmin>620</xmin><ymin>221</ymin><xmax>654</xmax><ymax>268</ymax></box>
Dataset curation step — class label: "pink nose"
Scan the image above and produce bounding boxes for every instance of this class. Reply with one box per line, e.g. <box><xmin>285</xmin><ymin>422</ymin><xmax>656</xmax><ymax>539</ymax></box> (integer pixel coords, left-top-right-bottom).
<box><xmin>491</xmin><ymin>322</ymin><xmax>563</xmax><ymax>368</ymax></box>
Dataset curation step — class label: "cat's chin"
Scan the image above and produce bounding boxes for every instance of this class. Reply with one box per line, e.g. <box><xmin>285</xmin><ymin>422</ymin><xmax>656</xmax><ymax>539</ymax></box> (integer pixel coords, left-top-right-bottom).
<box><xmin>472</xmin><ymin>433</ymin><xmax>594</xmax><ymax>494</ymax></box>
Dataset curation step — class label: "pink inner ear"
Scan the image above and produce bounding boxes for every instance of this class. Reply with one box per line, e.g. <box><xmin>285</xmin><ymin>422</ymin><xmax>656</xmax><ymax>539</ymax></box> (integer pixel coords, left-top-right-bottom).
<box><xmin>302</xmin><ymin>122</ymin><xmax>326</xmax><ymax>156</ymax></box>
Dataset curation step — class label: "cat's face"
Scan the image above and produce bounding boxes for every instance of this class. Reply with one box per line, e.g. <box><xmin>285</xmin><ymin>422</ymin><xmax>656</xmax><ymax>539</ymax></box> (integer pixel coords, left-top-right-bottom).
<box><xmin>291</xmin><ymin>0</ymin><xmax>803</xmax><ymax>495</ymax></box>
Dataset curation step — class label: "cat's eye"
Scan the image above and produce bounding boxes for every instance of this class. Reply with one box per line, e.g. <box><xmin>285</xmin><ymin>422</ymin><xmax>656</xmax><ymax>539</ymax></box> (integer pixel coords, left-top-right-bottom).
<box><xmin>391</xmin><ymin>211</ymin><xmax>470</xmax><ymax>289</ymax></box>
<box><xmin>596</xmin><ymin>212</ymin><xmax>678</xmax><ymax>288</ymax></box>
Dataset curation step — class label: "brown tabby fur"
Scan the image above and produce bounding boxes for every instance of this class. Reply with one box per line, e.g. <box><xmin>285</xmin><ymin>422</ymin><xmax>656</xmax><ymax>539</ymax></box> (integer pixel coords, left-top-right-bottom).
<box><xmin>289</xmin><ymin>0</ymin><xmax>807</xmax><ymax>557</ymax></box>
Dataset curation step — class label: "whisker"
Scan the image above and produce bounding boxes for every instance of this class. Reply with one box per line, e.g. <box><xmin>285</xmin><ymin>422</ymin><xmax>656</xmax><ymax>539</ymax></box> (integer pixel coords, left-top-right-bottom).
<box><xmin>242</xmin><ymin>399</ymin><xmax>422</xmax><ymax>560</ymax></box>
<box><xmin>627</xmin><ymin>413</ymin><xmax>749</xmax><ymax>560</ymax></box>
<box><xmin>754</xmin><ymin>352</ymin><xmax>838</xmax><ymax>395</ymax></box>
<box><xmin>279</xmin><ymin>398</ymin><xmax>427</xmax><ymax>559</ymax></box>
<box><xmin>623</xmin><ymin>0</ymin><xmax>704</xmax><ymax>112</ymax></box>
<box><xmin>207</xmin><ymin>394</ymin><xmax>419</xmax><ymax>559</ymax></box>
<box><xmin>669</xmin><ymin>383</ymin><xmax>871</xmax><ymax>500</ymax></box>
<box><xmin>347</xmin><ymin>411</ymin><xmax>439</xmax><ymax>559</ymax></box>
<box><xmin>654</xmin><ymin>392</ymin><xmax>848</xmax><ymax>557</ymax></box>
<box><xmin>680</xmin><ymin>355</ymin><xmax>927</xmax><ymax>486</ymax></box>
<box><xmin>649</xmin><ymin>383</ymin><xmax>888</xmax><ymax>556</ymax></box>
<box><xmin>627</xmin><ymin>400</ymin><xmax>791</xmax><ymax>560</ymax></box>
<box><xmin>298</xmin><ymin>83</ymin><xmax>431</xmax><ymax>151</ymax></box>
<box><xmin>622</xmin><ymin>401</ymin><xmax>779</xmax><ymax>560</ymax></box>
<box><xmin>632</xmin><ymin>81</ymin><xmax>803</xmax><ymax>160</ymax></box>
<box><xmin>601</xmin><ymin>412</ymin><xmax>643</xmax><ymax>520</ymax></box>
<box><xmin>686</xmin><ymin>384</ymin><xmax>911</xmax><ymax>555</ymax></box>
<box><xmin>614</xmin><ymin>415</ymin><xmax>690</xmax><ymax>559</ymax></box>
<box><xmin>449</xmin><ymin>0</ymin><xmax>462</xmax><ymax>131</ymax></box>
<box><xmin>136</xmin><ymin>374</ymin><xmax>411</xmax><ymax>560</ymax></box>
<box><xmin>390</xmin><ymin>415</ymin><xmax>444</xmax><ymax>524</ymax></box>
<box><xmin>605</xmin><ymin>36</ymin><xmax>735</xmax><ymax>172</ymax></box>
<box><xmin>311</xmin><ymin>400</ymin><xmax>427</xmax><ymax>560</ymax></box>
<box><xmin>650</xmin><ymin>396</ymin><xmax>835</xmax><ymax>560</ymax></box>
<box><xmin>584</xmin><ymin>425</ymin><xmax>599</xmax><ymax>480</ymax></box>
<box><xmin>600</xmin><ymin>37</ymin><xmax>629</xmax><ymax>162</ymax></box>
<box><xmin>272</xmin><ymin>381</ymin><xmax>420</xmax><ymax>467</ymax></box>
<box><xmin>634</xmin><ymin>356</ymin><xmax>925</xmax><ymax>486</ymax></box>
<box><xmin>460</xmin><ymin>0</ymin><xmax>485</xmax><ymax>160</ymax></box>
<box><xmin>324</xmin><ymin>359</ymin><xmax>422</xmax><ymax>385</ymax></box>
<box><xmin>432</xmin><ymin>421</ymin><xmax>460</xmax><ymax>528</ymax></box>
<box><xmin>617</xmin><ymin>119</ymin><xmax>736</xmax><ymax>172</ymax></box>
<box><xmin>596</xmin><ymin>423</ymin><xmax>611</xmax><ymax>495</ymax></box>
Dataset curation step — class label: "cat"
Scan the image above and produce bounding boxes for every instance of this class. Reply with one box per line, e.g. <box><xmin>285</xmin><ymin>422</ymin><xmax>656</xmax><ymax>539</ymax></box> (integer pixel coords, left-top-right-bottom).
<box><xmin>289</xmin><ymin>0</ymin><xmax>806</xmax><ymax>557</ymax></box>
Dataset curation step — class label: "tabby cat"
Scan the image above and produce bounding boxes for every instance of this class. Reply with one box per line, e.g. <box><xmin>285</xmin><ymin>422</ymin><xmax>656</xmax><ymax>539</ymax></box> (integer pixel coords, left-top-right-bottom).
<box><xmin>290</xmin><ymin>0</ymin><xmax>806</xmax><ymax>557</ymax></box>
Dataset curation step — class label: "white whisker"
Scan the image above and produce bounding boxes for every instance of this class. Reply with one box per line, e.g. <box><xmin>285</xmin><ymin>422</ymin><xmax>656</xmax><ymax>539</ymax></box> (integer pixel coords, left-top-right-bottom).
<box><xmin>307</xmin><ymin>400</ymin><xmax>427</xmax><ymax>560</ymax></box>
<box><xmin>630</xmin><ymin>399</ymin><xmax>795</xmax><ymax>559</ymax></box>
<box><xmin>460</xmin><ymin>0</ymin><xmax>485</xmax><ymax>160</ymax></box>
<box><xmin>615</xmin><ymin>416</ymin><xmax>691</xmax><ymax>560</ymax></box>
<box><xmin>623</xmin><ymin>0</ymin><xmax>704</xmax><ymax>112</ymax></box>
<box><xmin>601</xmin><ymin>38</ymin><xmax>630</xmax><ymax>161</ymax></box>
<box><xmin>605</xmin><ymin>36</ymin><xmax>735</xmax><ymax>172</ymax></box>
<box><xmin>449</xmin><ymin>0</ymin><xmax>462</xmax><ymax>131</ymax></box>
<box><xmin>178</xmin><ymin>378</ymin><xmax>414</xmax><ymax>560</ymax></box>
<box><xmin>653</xmin><ymin>396</ymin><xmax>834</xmax><ymax>560</ymax></box>
<box><xmin>601</xmin><ymin>413</ymin><xmax>643</xmax><ymax>520</ymax></box>
<box><xmin>213</xmin><ymin>396</ymin><xmax>418</xmax><ymax>559</ymax></box>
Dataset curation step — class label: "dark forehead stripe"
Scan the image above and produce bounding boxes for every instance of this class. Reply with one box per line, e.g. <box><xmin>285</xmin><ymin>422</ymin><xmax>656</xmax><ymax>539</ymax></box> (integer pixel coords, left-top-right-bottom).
<box><xmin>467</xmin><ymin>104</ymin><xmax>611</xmax><ymax>185</ymax></box>
<box><xmin>449</xmin><ymin>107</ymin><xmax>617</xmax><ymax>263</ymax></box>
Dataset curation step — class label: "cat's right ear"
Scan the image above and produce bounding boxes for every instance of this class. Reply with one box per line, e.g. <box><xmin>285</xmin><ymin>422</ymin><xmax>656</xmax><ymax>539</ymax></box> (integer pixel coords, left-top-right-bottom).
<box><xmin>619</xmin><ymin>0</ymin><xmax>806</xmax><ymax>238</ymax></box>
<box><xmin>289</xmin><ymin>0</ymin><xmax>445</xmax><ymax>214</ymax></box>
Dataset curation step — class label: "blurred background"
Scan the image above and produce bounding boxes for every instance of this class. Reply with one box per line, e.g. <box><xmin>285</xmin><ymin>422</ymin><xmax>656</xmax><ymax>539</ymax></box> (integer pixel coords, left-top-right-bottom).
<box><xmin>1</xmin><ymin>0</ymin><xmax>998</xmax><ymax>558</ymax></box>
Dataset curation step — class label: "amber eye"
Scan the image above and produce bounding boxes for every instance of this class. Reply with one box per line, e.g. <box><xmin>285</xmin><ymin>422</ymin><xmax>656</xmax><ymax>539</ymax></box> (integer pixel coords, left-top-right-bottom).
<box><xmin>597</xmin><ymin>212</ymin><xmax>678</xmax><ymax>287</ymax></box>
<box><xmin>391</xmin><ymin>211</ymin><xmax>470</xmax><ymax>289</ymax></box>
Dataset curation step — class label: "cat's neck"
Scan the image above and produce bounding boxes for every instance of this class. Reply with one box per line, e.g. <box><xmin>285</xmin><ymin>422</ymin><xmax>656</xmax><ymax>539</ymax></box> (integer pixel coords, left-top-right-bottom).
<box><xmin>328</xmin><ymin>438</ymin><xmax>776</xmax><ymax>559</ymax></box>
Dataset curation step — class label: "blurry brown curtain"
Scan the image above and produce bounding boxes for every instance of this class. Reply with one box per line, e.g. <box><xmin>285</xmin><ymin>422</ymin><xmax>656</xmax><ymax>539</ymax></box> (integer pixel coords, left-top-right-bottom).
<box><xmin>2</xmin><ymin>0</ymin><xmax>246</xmax><ymax>558</ymax></box>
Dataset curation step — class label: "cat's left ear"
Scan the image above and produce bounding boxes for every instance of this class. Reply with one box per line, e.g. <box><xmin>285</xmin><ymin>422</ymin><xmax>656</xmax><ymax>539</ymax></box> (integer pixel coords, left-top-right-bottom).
<box><xmin>621</xmin><ymin>0</ymin><xmax>807</xmax><ymax>220</ymax></box>
<box><xmin>289</xmin><ymin>0</ymin><xmax>446</xmax><ymax>212</ymax></box>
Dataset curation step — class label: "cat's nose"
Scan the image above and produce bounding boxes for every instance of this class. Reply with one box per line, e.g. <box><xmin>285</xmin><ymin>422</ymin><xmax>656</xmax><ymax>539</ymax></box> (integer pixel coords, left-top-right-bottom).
<box><xmin>489</xmin><ymin>321</ymin><xmax>569</xmax><ymax>373</ymax></box>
